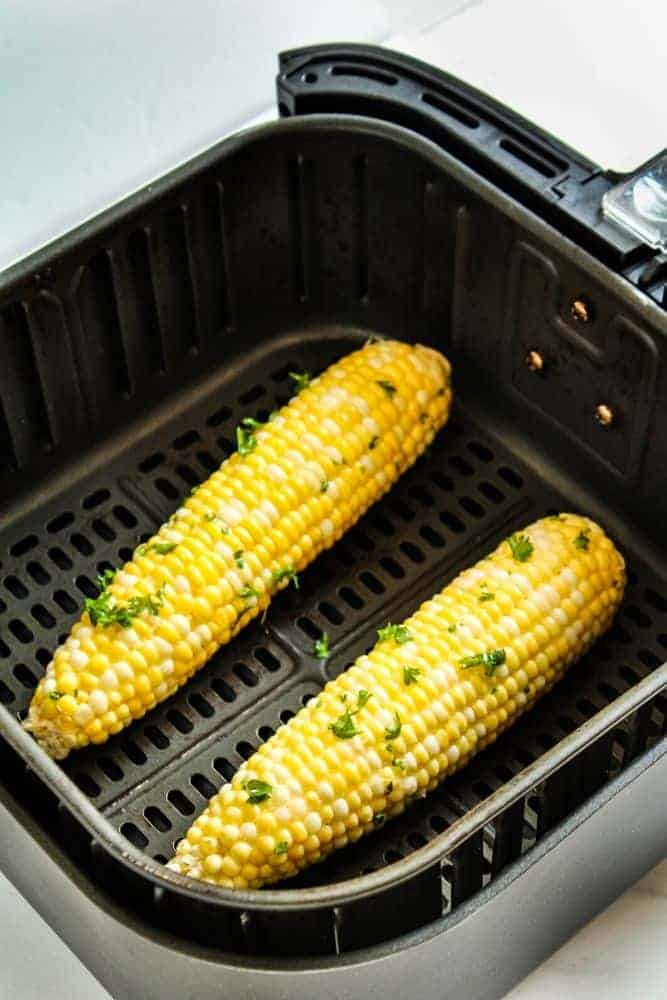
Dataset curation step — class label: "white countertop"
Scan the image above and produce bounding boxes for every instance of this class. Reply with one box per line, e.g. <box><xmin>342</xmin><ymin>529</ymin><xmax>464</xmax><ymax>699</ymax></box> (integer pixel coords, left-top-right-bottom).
<box><xmin>1</xmin><ymin>2</ymin><xmax>665</xmax><ymax>997</ymax></box>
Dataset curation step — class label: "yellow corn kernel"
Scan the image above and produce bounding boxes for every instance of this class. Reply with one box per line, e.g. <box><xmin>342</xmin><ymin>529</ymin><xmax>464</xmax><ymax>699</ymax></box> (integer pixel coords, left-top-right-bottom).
<box><xmin>168</xmin><ymin>514</ymin><xmax>625</xmax><ymax>889</ymax></box>
<box><xmin>25</xmin><ymin>340</ymin><xmax>452</xmax><ymax>758</ymax></box>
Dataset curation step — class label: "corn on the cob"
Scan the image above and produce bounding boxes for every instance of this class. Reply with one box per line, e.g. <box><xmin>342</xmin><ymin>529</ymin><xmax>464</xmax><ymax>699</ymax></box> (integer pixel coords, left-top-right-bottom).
<box><xmin>168</xmin><ymin>514</ymin><xmax>624</xmax><ymax>889</ymax></box>
<box><xmin>25</xmin><ymin>340</ymin><xmax>452</xmax><ymax>759</ymax></box>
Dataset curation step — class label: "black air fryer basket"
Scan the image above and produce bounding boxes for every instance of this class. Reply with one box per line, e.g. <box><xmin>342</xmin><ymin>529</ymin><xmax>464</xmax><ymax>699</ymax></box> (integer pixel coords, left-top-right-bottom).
<box><xmin>0</xmin><ymin>46</ymin><xmax>665</xmax><ymax>1000</ymax></box>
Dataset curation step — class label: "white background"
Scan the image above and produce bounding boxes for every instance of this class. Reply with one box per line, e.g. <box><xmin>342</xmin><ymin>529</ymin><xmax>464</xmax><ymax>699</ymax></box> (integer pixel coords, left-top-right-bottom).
<box><xmin>1</xmin><ymin>1</ymin><xmax>665</xmax><ymax>997</ymax></box>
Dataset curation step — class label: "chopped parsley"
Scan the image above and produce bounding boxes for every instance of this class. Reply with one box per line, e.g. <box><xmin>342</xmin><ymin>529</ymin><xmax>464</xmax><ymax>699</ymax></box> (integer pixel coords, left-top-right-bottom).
<box><xmin>275</xmin><ymin>841</ymin><xmax>289</xmax><ymax>855</ymax></box>
<box><xmin>385</xmin><ymin>782</ymin><xmax>394</xmax><ymax>795</ymax></box>
<box><xmin>508</xmin><ymin>533</ymin><xmax>534</xmax><ymax>562</ymax></box>
<box><xmin>376</xmin><ymin>380</ymin><xmax>396</xmax><ymax>398</ymax></box>
<box><xmin>374</xmin><ymin>813</ymin><xmax>386</xmax><ymax>826</ymax></box>
<box><xmin>85</xmin><ymin>585</ymin><xmax>165</xmax><ymax>629</ymax></box>
<box><xmin>241</xmin><ymin>416</ymin><xmax>264</xmax><ymax>430</ymax></box>
<box><xmin>189</xmin><ymin>485</ymin><xmax>199</xmax><ymax>495</ymax></box>
<box><xmin>460</xmin><ymin>648</ymin><xmax>507</xmax><ymax>677</ymax></box>
<box><xmin>392</xmin><ymin>757</ymin><xmax>405</xmax><ymax>770</ymax></box>
<box><xmin>369</xmin><ymin>435</ymin><xmax>379</xmax><ymax>450</ymax></box>
<box><xmin>234</xmin><ymin>550</ymin><xmax>245</xmax><ymax>569</ymax></box>
<box><xmin>236</xmin><ymin>420</ymin><xmax>260</xmax><ymax>455</ymax></box>
<box><xmin>330</xmin><ymin>710</ymin><xmax>358</xmax><ymax>740</ymax></box>
<box><xmin>48</xmin><ymin>690</ymin><xmax>64</xmax><ymax>701</ymax></box>
<box><xmin>96</xmin><ymin>568</ymin><xmax>116</xmax><ymax>591</ymax></box>
<box><xmin>356</xmin><ymin>689</ymin><xmax>372</xmax><ymax>710</ymax></box>
<box><xmin>573</xmin><ymin>530</ymin><xmax>590</xmax><ymax>551</ymax></box>
<box><xmin>242</xmin><ymin>779</ymin><xmax>272</xmax><ymax>804</ymax></box>
<box><xmin>479</xmin><ymin>583</ymin><xmax>495</xmax><ymax>603</ymax></box>
<box><xmin>385</xmin><ymin>711</ymin><xmax>402</xmax><ymax>741</ymax></box>
<box><xmin>403</xmin><ymin>665</ymin><xmax>421</xmax><ymax>685</ymax></box>
<box><xmin>147</xmin><ymin>542</ymin><xmax>177</xmax><ymax>556</ymax></box>
<box><xmin>272</xmin><ymin>565</ymin><xmax>299</xmax><ymax>589</ymax></box>
<box><xmin>238</xmin><ymin>585</ymin><xmax>260</xmax><ymax>603</ymax></box>
<box><xmin>320</xmin><ymin>480</ymin><xmax>330</xmax><ymax>493</ymax></box>
<box><xmin>419</xmin><ymin>413</ymin><xmax>428</xmax><ymax>424</ymax></box>
<box><xmin>330</xmin><ymin>689</ymin><xmax>372</xmax><ymax>740</ymax></box>
<box><xmin>447</xmin><ymin>624</ymin><xmax>458</xmax><ymax>633</ymax></box>
<box><xmin>314</xmin><ymin>632</ymin><xmax>331</xmax><ymax>659</ymax></box>
<box><xmin>377</xmin><ymin>623</ymin><xmax>412</xmax><ymax>645</ymax></box>
<box><xmin>289</xmin><ymin>371</ymin><xmax>311</xmax><ymax>393</ymax></box>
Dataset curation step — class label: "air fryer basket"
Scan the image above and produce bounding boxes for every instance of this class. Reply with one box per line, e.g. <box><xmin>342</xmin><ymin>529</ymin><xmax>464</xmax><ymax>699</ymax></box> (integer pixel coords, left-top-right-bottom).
<box><xmin>1</xmin><ymin>98</ymin><xmax>666</xmax><ymax>997</ymax></box>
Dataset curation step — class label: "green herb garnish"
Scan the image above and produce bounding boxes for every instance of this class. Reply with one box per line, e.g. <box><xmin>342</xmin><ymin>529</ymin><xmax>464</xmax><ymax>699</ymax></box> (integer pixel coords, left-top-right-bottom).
<box><xmin>460</xmin><ymin>648</ymin><xmax>507</xmax><ymax>677</ymax></box>
<box><xmin>275</xmin><ymin>841</ymin><xmax>289</xmax><ymax>855</ymax></box>
<box><xmin>238</xmin><ymin>585</ymin><xmax>260</xmax><ymax>603</ymax></box>
<box><xmin>385</xmin><ymin>781</ymin><xmax>394</xmax><ymax>795</ymax></box>
<box><xmin>189</xmin><ymin>485</ymin><xmax>199</xmax><ymax>495</ymax></box>
<box><xmin>242</xmin><ymin>779</ymin><xmax>272</xmax><ymax>804</ymax></box>
<box><xmin>377</xmin><ymin>623</ymin><xmax>412</xmax><ymax>645</ymax></box>
<box><xmin>289</xmin><ymin>371</ymin><xmax>311</xmax><ymax>393</ymax></box>
<box><xmin>85</xmin><ymin>584</ymin><xmax>165</xmax><ymax>628</ymax></box>
<box><xmin>236</xmin><ymin>423</ymin><xmax>258</xmax><ymax>456</ymax></box>
<box><xmin>573</xmin><ymin>530</ymin><xmax>590</xmax><ymax>551</ymax></box>
<box><xmin>314</xmin><ymin>633</ymin><xmax>330</xmax><ymax>659</ymax></box>
<box><xmin>508</xmin><ymin>533</ymin><xmax>534</xmax><ymax>562</ymax></box>
<box><xmin>403</xmin><ymin>665</ymin><xmax>421</xmax><ymax>685</ymax></box>
<box><xmin>48</xmin><ymin>690</ymin><xmax>64</xmax><ymax>701</ymax></box>
<box><xmin>330</xmin><ymin>710</ymin><xmax>358</xmax><ymax>740</ymax></box>
<box><xmin>329</xmin><ymin>689</ymin><xmax>371</xmax><ymax>740</ymax></box>
<box><xmin>234</xmin><ymin>550</ymin><xmax>245</xmax><ymax>569</ymax></box>
<box><xmin>447</xmin><ymin>624</ymin><xmax>458</xmax><ymax>633</ymax></box>
<box><xmin>320</xmin><ymin>480</ymin><xmax>330</xmax><ymax>493</ymax></box>
<box><xmin>376</xmin><ymin>380</ymin><xmax>396</xmax><ymax>398</ymax></box>
<box><xmin>356</xmin><ymin>689</ymin><xmax>372</xmax><ymax>710</ymax></box>
<box><xmin>96</xmin><ymin>568</ymin><xmax>116</xmax><ymax>591</ymax></box>
<box><xmin>241</xmin><ymin>416</ymin><xmax>264</xmax><ymax>430</ymax></box>
<box><xmin>369</xmin><ymin>435</ymin><xmax>379</xmax><ymax>450</ymax></box>
<box><xmin>374</xmin><ymin>813</ymin><xmax>386</xmax><ymax>826</ymax></box>
<box><xmin>479</xmin><ymin>583</ymin><xmax>495</xmax><ymax>603</ymax></box>
<box><xmin>392</xmin><ymin>758</ymin><xmax>405</xmax><ymax>770</ymax></box>
<box><xmin>385</xmin><ymin>711</ymin><xmax>402</xmax><ymax>741</ymax></box>
<box><xmin>272</xmin><ymin>565</ymin><xmax>299</xmax><ymax>589</ymax></box>
<box><xmin>147</xmin><ymin>542</ymin><xmax>177</xmax><ymax>555</ymax></box>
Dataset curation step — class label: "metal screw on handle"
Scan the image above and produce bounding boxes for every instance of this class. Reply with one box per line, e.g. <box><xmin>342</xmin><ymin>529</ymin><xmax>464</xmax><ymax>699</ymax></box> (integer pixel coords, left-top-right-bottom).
<box><xmin>570</xmin><ymin>299</ymin><xmax>591</xmax><ymax>324</ymax></box>
<box><xmin>525</xmin><ymin>350</ymin><xmax>544</xmax><ymax>373</ymax></box>
<box><xmin>595</xmin><ymin>404</ymin><xmax>614</xmax><ymax>427</ymax></box>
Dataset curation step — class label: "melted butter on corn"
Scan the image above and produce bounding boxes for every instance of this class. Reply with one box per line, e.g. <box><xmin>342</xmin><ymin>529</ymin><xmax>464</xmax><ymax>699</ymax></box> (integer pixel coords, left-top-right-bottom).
<box><xmin>168</xmin><ymin>514</ymin><xmax>624</xmax><ymax>889</ymax></box>
<box><xmin>25</xmin><ymin>340</ymin><xmax>452</xmax><ymax>758</ymax></box>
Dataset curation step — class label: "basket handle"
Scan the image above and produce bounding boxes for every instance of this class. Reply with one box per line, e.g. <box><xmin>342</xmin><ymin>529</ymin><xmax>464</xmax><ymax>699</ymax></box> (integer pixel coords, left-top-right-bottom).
<box><xmin>276</xmin><ymin>43</ymin><xmax>644</xmax><ymax>267</ymax></box>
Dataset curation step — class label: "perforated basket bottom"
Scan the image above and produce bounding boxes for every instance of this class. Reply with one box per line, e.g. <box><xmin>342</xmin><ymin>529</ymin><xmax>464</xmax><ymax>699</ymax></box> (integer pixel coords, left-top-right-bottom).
<box><xmin>1</xmin><ymin>329</ymin><xmax>666</xmax><ymax>896</ymax></box>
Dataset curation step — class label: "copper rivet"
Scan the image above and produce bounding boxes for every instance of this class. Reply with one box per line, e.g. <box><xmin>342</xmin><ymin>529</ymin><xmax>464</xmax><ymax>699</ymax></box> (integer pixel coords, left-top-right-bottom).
<box><xmin>525</xmin><ymin>350</ymin><xmax>544</xmax><ymax>373</ymax></box>
<box><xmin>570</xmin><ymin>298</ymin><xmax>590</xmax><ymax>323</ymax></box>
<box><xmin>595</xmin><ymin>404</ymin><xmax>614</xmax><ymax>427</ymax></box>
